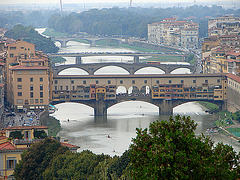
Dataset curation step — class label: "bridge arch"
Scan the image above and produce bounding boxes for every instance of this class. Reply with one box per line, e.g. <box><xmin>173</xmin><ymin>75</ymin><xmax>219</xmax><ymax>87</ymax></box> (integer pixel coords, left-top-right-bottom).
<box><xmin>134</xmin><ymin>67</ymin><xmax>165</xmax><ymax>75</ymax></box>
<box><xmin>58</xmin><ymin>67</ymin><xmax>89</xmax><ymax>75</ymax></box>
<box><xmin>94</xmin><ymin>65</ymin><xmax>130</xmax><ymax>75</ymax></box>
<box><xmin>170</xmin><ymin>67</ymin><xmax>191</xmax><ymax>74</ymax></box>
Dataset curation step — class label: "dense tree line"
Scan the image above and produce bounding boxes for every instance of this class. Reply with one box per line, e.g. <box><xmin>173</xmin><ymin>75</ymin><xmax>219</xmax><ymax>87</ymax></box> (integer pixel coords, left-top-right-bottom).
<box><xmin>4</xmin><ymin>25</ymin><xmax>59</xmax><ymax>53</ymax></box>
<box><xmin>14</xmin><ymin>116</ymin><xmax>240</xmax><ymax>179</ymax></box>
<box><xmin>48</xmin><ymin>5</ymin><xmax>240</xmax><ymax>38</ymax></box>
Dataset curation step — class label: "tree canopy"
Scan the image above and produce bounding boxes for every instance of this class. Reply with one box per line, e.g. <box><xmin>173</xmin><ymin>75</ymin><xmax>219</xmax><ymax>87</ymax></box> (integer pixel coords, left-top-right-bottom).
<box><xmin>4</xmin><ymin>25</ymin><xmax>59</xmax><ymax>53</ymax></box>
<box><xmin>129</xmin><ymin>115</ymin><xmax>240</xmax><ymax>179</ymax></box>
<box><xmin>14</xmin><ymin>138</ymin><xmax>68</xmax><ymax>180</ymax></box>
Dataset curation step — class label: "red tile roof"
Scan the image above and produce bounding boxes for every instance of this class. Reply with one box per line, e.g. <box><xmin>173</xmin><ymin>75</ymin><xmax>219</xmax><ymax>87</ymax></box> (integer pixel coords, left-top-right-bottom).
<box><xmin>227</xmin><ymin>73</ymin><xmax>240</xmax><ymax>83</ymax></box>
<box><xmin>5</xmin><ymin>126</ymin><xmax>49</xmax><ymax>130</ymax></box>
<box><xmin>61</xmin><ymin>142</ymin><xmax>80</xmax><ymax>149</ymax></box>
<box><xmin>9</xmin><ymin>65</ymin><xmax>49</xmax><ymax>70</ymax></box>
<box><xmin>0</xmin><ymin>142</ymin><xmax>16</xmax><ymax>150</ymax></box>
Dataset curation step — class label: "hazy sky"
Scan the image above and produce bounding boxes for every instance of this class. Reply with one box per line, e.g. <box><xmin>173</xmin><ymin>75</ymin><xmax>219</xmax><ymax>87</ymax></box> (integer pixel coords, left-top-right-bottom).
<box><xmin>0</xmin><ymin>0</ymin><xmax>221</xmax><ymax>4</ymax></box>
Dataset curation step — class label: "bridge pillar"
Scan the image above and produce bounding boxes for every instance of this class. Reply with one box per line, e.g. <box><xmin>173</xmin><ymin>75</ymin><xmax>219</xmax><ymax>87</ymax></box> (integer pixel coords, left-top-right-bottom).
<box><xmin>158</xmin><ymin>100</ymin><xmax>173</xmax><ymax>115</ymax></box>
<box><xmin>219</xmin><ymin>101</ymin><xmax>227</xmax><ymax>111</ymax></box>
<box><xmin>134</xmin><ymin>56</ymin><xmax>140</xmax><ymax>63</ymax></box>
<box><xmin>60</xmin><ymin>41</ymin><xmax>67</xmax><ymax>48</ymax></box>
<box><xmin>90</xmin><ymin>40</ymin><xmax>96</xmax><ymax>47</ymax></box>
<box><xmin>75</xmin><ymin>56</ymin><xmax>82</xmax><ymax>64</ymax></box>
<box><xmin>165</xmin><ymin>66</ymin><xmax>171</xmax><ymax>74</ymax></box>
<box><xmin>94</xmin><ymin>100</ymin><xmax>107</xmax><ymax>117</ymax></box>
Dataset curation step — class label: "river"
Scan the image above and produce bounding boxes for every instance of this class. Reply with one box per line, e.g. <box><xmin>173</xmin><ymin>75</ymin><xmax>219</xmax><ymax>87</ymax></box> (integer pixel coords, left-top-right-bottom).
<box><xmin>36</xmin><ymin>28</ymin><xmax>240</xmax><ymax>156</ymax></box>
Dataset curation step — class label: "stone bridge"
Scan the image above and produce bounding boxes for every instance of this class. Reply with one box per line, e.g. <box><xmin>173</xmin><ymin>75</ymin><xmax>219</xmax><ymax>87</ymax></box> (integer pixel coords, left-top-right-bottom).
<box><xmin>52</xmin><ymin>37</ymin><xmax>122</xmax><ymax>47</ymax></box>
<box><xmin>51</xmin><ymin>73</ymin><xmax>228</xmax><ymax>118</ymax></box>
<box><xmin>52</xmin><ymin>96</ymin><xmax>226</xmax><ymax>117</ymax></box>
<box><xmin>52</xmin><ymin>62</ymin><xmax>195</xmax><ymax>75</ymax></box>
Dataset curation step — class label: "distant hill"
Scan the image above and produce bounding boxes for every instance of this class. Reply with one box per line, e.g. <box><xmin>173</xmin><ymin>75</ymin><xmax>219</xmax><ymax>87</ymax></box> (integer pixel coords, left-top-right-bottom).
<box><xmin>4</xmin><ymin>25</ymin><xmax>59</xmax><ymax>53</ymax></box>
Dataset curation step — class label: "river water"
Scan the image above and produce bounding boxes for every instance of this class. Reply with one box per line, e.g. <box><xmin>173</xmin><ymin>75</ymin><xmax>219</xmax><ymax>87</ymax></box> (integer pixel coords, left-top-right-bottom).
<box><xmin>36</xmin><ymin>28</ymin><xmax>240</xmax><ymax>156</ymax></box>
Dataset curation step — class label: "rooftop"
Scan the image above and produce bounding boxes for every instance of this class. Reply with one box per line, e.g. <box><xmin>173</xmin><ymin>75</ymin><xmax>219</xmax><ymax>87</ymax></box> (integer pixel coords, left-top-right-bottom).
<box><xmin>9</xmin><ymin>65</ymin><xmax>49</xmax><ymax>70</ymax></box>
<box><xmin>227</xmin><ymin>73</ymin><xmax>240</xmax><ymax>83</ymax></box>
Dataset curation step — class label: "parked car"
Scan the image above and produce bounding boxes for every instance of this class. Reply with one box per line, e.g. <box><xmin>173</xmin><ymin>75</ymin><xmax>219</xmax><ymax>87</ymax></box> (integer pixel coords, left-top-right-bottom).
<box><xmin>6</xmin><ymin>112</ymin><xmax>16</xmax><ymax>117</ymax></box>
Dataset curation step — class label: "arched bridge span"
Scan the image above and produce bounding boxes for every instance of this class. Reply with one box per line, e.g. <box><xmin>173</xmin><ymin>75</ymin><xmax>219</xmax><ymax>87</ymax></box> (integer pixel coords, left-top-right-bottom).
<box><xmin>52</xmin><ymin>63</ymin><xmax>194</xmax><ymax>75</ymax></box>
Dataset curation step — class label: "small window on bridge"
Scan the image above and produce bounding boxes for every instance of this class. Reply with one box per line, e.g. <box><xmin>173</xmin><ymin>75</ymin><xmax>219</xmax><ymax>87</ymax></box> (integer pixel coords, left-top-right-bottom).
<box><xmin>96</xmin><ymin>81</ymin><xmax>99</xmax><ymax>84</ymax></box>
<box><xmin>132</xmin><ymin>80</ymin><xmax>135</xmax><ymax>84</ymax></box>
<box><xmin>83</xmin><ymin>81</ymin><xmax>86</xmax><ymax>84</ymax></box>
<box><xmin>217</xmin><ymin>79</ymin><xmax>220</xmax><ymax>83</ymax></box>
<box><xmin>71</xmin><ymin>80</ymin><xmax>74</xmax><ymax>84</ymax></box>
<box><xmin>120</xmin><ymin>80</ymin><xmax>123</xmax><ymax>84</ymax></box>
<box><xmin>205</xmin><ymin>80</ymin><xmax>208</xmax><ymax>83</ymax></box>
<box><xmin>144</xmin><ymin>80</ymin><xmax>147</xmax><ymax>84</ymax></box>
<box><xmin>193</xmin><ymin>80</ymin><xmax>196</xmax><ymax>83</ymax></box>
<box><xmin>54</xmin><ymin>80</ymin><xmax>58</xmax><ymax>84</ymax></box>
<box><xmin>54</xmin><ymin>86</ymin><xmax>57</xmax><ymax>90</ymax></box>
<box><xmin>66</xmin><ymin>86</ymin><xmax>68</xmax><ymax>90</ymax></box>
<box><xmin>169</xmin><ymin>80</ymin><xmax>172</xmax><ymax>83</ymax></box>
<box><xmin>156</xmin><ymin>80</ymin><xmax>159</xmax><ymax>84</ymax></box>
<box><xmin>181</xmin><ymin>80</ymin><xmax>184</xmax><ymax>83</ymax></box>
<box><xmin>108</xmin><ymin>81</ymin><xmax>111</xmax><ymax>84</ymax></box>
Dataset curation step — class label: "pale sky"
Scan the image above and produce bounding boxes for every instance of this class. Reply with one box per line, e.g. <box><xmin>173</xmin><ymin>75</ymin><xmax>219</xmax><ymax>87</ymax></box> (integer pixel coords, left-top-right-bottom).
<box><xmin>0</xmin><ymin>0</ymin><xmax>224</xmax><ymax>5</ymax></box>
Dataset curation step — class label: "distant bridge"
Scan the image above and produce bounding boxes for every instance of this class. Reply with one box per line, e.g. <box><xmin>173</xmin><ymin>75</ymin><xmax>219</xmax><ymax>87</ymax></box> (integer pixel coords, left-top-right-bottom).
<box><xmin>52</xmin><ymin>37</ymin><xmax>122</xmax><ymax>48</ymax></box>
<box><xmin>52</xmin><ymin>62</ymin><xmax>195</xmax><ymax>75</ymax></box>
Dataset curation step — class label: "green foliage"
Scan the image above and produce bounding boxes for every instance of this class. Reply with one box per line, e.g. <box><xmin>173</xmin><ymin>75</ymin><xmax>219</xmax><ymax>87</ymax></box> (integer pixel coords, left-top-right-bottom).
<box><xmin>129</xmin><ymin>115</ymin><xmax>240</xmax><ymax>179</ymax></box>
<box><xmin>49</xmin><ymin>56</ymin><xmax>66</xmax><ymax>64</ymax></box>
<box><xmin>43</xmin><ymin>150</ymin><xmax>110</xmax><ymax>180</ymax></box>
<box><xmin>198</xmin><ymin>101</ymin><xmax>219</xmax><ymax>113</ymax></box>
<box><xmin>14</xmin><ymin>137</ymin><xmax>68</xmax><ymax>180</ymax></box>
<box><xmin>233</xmin><ymin>111</ymin><xmax>240</xmax><ymax>121</ymax></box>
<box><xmin>186</xmin><ymin>53</ymin><xmax>196</xmax><ymax>65</ymax></box>
<box><xmin>40</xmin><ymin>116</ymin><xmax>61</xmax><ymax>137</ymax></box>
<box><xmin>9</xmin><ymin>131</ymin><xmax>23</xmax><ymax>139</ymax></box>
<box><xmin>4</xmin><ymin>25</ymin><xmax>59</xmax><ymax>53</ymax></box>
<box><xmin>33</xmin><ymin>130</ymin><xmax>47</xmax><ymax>139</ymax></box>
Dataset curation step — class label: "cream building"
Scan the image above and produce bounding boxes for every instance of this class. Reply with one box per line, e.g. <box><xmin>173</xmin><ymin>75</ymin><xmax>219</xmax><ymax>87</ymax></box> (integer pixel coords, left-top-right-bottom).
<box><xmin>148</xmin><ymin>18</ymin><xmax>199</xmax><ymax>49</ymax></box>
<box><xmin>5</xmin><ymin>40</ymin><xmax>52</xmax><ymax>111</ymax></box>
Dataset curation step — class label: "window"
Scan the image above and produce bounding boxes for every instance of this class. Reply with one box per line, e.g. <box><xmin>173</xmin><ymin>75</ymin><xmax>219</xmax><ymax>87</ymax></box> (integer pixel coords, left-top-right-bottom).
<box><xmin>83</xmin><ymin>80</ymin><xmax>86</xmax><ymax>84</ymax></box>
<box><xmin>156</xmin><ymin>80</ymin><xmax>159</xmax><ymax>84</ymax></box>
<box><xmin>18</xmin><ymin>92</ymin><xmax>22</xmax><ymax>96</ymax></box>
<box><xmin>30</xmin><ymin>99</ymin><xmax>34</xmax><ymax>104</ymax></box>
<box><xmin>217</xmin><ymin>79</ymin><xmax>220</xmax><ymax>83</ymax></box>
<box><xmin>96</xmin><ymin>80</ymin><xmax>99</xmax><ymax>84</ymax></box>
<box><xmin>72</xmin><ymin>86</ymin><xmax>75</xmax><ymax>90</ymax></box>
<box><xmin>10</xmin><ymin>54</ymin><xmax>14</xmax><ymax>58</ymax></box>
<box><xmin>169</xmin><ymin>80</ymin><xmax>172</xmax><ymax>83</ymax></box>
<box><xmin>120</xmin><ymin>80</ymin><xmax>123</xmax><ymax>84</ymax></box>
<box><xmin>193</xmin><ymin>80</ymin><xmax>196</xmax><ymax>83</ymax></box>
<box><xmin>17</xmin><ymin>78</ymin><xmax>22</xmax><ymax>82</ymax></box>
<box><xmin>30</xmin><ymin>85</ymin><xmax>33</xmax><ymax>91</ymax></box>
<box><xmin>132</xmin><ymin>80</ymin><xmax>135</xmax><ymax>84</ymax></box>
<box><xmin>40</xmin><ymin>85</ymin><xmax>43</xmax><ymax>91</ymax></box>
<box><xmin>40</xmin><ymin>99</ymin><xmax>43</xmax><ymax>103</ymax></box>
<box><xmin>54</xmin><ymin>80</ymin><xmax>58</xmax><ymax>84</ymax></box>
<box><xmin>181</xmin><ymin>80</ymin><xmax>184</xmax><ymax>83</ymax></box>
<box><xmin>205</xmin><ymin>80</ymin><xmax>208</xmax><ymax>83</ymax></box>
<box><xmin>30</xmin><ymin>92</ymin><xmax>33</xmax><ymax>98</ymax></box>
<box><xmin>7</xmin><ymin>159</ymin><xmax>17</xmax><ymax>170</ymax></box>
<box><xmin>10</xmin><ymin>47</ymin><xmax>16</xmax><ymax>50</ymax></box>
<box><xmin>144</xmin><ymin>80</ymin><xmax>147</xmax><ymax>84</ymax></box>
<box><xmin>108</xmin><ymin>80</ymin><xmax>111</xmax><ymax>84</ymax></box>
<box><xmin>40</xmin><ymin>77</ymin><xmax>43</xmax><ymax>82</ymax></box>
<box><xmin>35</xmin><ymin>99</ymin><xmax>39</xmax><ymax>103</ymax></box>
<box><xmin>71</xmin><ymin>80</ymin><xmax>74</xmax><ymax>84</ymax></box>
<box><xmin>17</xmin><ymin>85</ymin><xmax>22</xmax><ymax>89</ymax></box>
<box><xmin>54</xmin><ymin>86</ymin><xmax>57</xmax><ymax>90</ymax></box>
<box><xmin>21</xmin><ymin>47</ymin><xmax>24</xmax><ymax>49</ymax></box>
<box><xmin>30</xmin><ymin>77</ymin><xmax>33</xmax><ymax>82</ymax></box>
<box><xmin>66</xmin><ymin>86</ymin><xmax>68</xmax><ymax>90</ymax></box>
<box><xmin>40</xmin><ymin>92</ymin><xmax>43</xmax><ymax>98</ymax></box>
<box><xmin>60</xmin><ymin>86</ymin><xmax>63</xmax><ymax>90</ymax></box>
<box><xmin>17</xmin><ymin>99</ymin><xmax>23</xmax><ymax>104</ymax></box>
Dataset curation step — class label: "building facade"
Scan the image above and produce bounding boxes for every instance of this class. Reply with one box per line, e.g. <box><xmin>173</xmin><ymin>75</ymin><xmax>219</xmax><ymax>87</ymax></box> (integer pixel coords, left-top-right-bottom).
<box><xmin>148</xmin><ymin>18</ymin><xmax>199</xmax><ymax>49</ymax></box>
<box><xmin>5</xmin><ymin>40</ymin><xmax>52</xmax><ymax>111</ymax></box>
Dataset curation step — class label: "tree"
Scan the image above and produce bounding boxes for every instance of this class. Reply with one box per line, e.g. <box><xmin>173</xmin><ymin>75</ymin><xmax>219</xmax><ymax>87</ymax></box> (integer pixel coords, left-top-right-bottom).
<box><xmin>14</xmin><ymin>137</ymin><xmax>68</xmax><ymax>180</ymax></box>
<box><xmin>9</xmin><ymin>131</ymin><xmax>23</xmax><ymax>139</ymax></box>
<box><xmin>129</xmin><ymin>115</ymin><xmax>240</xmax><ymax>179</ymax></box>
<box><xmin>33</xmin><ymin>130</ymin><xmax>47</xmax><ymax>139</ymax></box>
